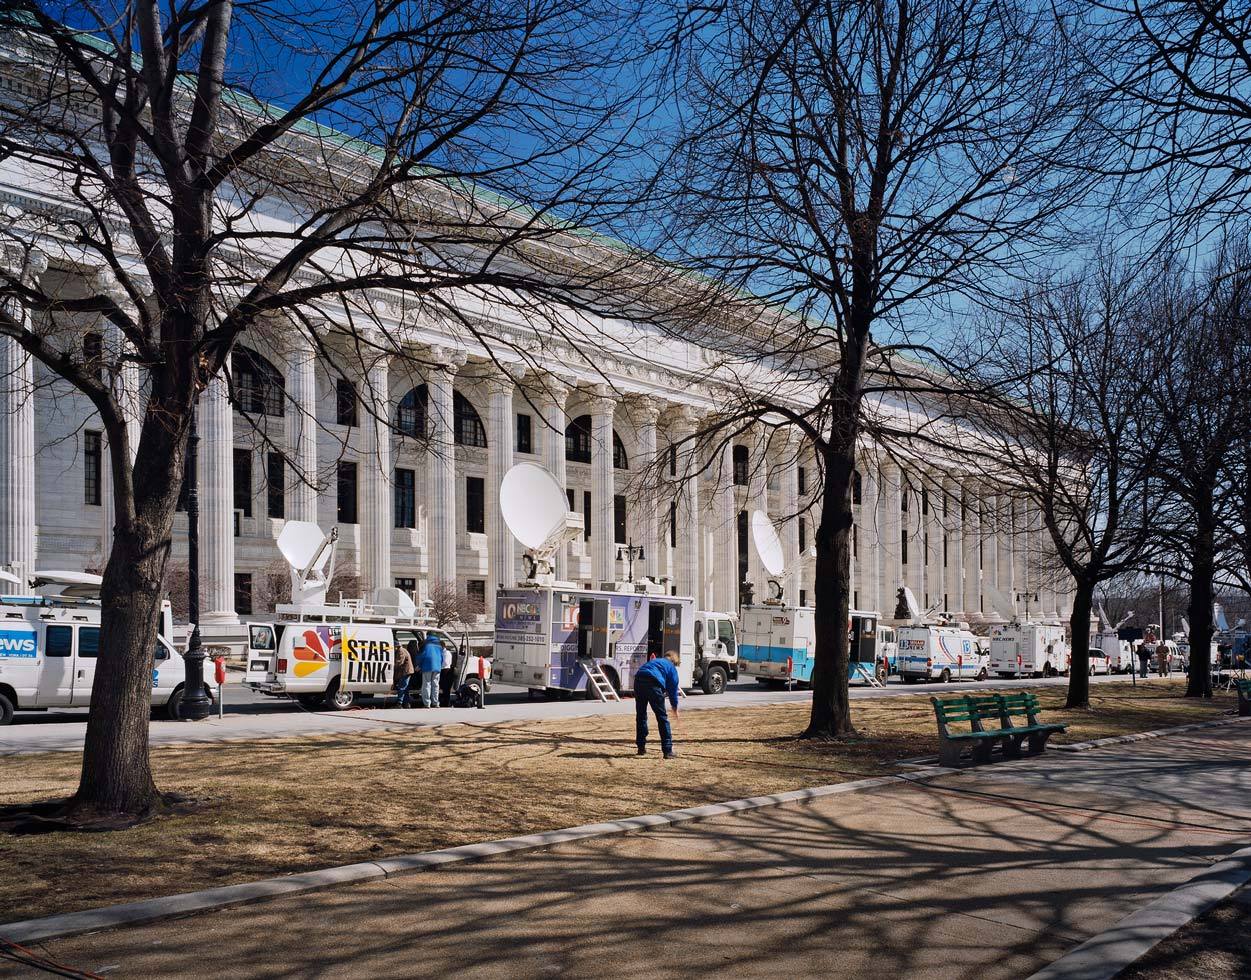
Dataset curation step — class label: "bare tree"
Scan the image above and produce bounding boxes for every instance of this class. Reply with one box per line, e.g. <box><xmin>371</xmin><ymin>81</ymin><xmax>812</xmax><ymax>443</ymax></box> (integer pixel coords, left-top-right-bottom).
<box><xmin>653</xmin><ymin>0</ymin><xmax>1099</xmax><ymax>737</ymax></box>
<box><xmin>427</xmin><ymin>579</ymin><xmax>481</xmax><ymax>628</ymax></box>
<box><xmin>1138</xmin><ymin>244</ymin><xmax>1251</xmax><ymax>697</ymax></box>
<box><xmin>970</xmin><ymin>258</ymin><xmax>1165</xmax><ymax>708</ymax></box>
<box><xmin>0</xmin><ymin>1</ymin><xmax>667</xmax><ymax>823</ymax></box>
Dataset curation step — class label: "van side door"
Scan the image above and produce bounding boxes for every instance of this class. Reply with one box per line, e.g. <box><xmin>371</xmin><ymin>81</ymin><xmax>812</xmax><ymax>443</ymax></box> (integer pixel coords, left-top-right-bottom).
<box><xmin>71</xmin><ymin>625</ymin><xmax>101</xmax><ymax>706</ymax></box>
<box><xmin>38</xmin><ymin>624</ymin><xmax>74</xmax><ymax>706</ymax></box>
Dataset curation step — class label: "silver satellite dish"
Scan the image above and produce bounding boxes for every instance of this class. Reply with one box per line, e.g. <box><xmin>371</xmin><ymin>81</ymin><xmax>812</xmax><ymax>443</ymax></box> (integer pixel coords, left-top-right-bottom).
<box><xmin>500</xmin><ymin>462</ymin><xmax>582</xmax><ymax>581</ymax></box>
<box><xmin>750</xmin><ymin>510</ymin><xmax>785</xmax><ymax>578</ymax></box>
<box><xmin>277</xmin><ymin>520</ymin><xmax>338</xmax><ymax>607</ymax></box>
<box><xmin>1214</xmin><ymin>603</ymin><xmax>1230</xmax><ymax>632</ymax></box>
<box><xmin>373</xmin><ymin>586</ymin><xmax>417</xmax><ymax>619</ymax></box>
<box><xmin>901</xmin><ymin>585</ymin><xmax>922</xmax><ymax>621</ymax></box>
<box><xmin>1182</xmin><ymin>616</ymin><xmax>1191</xmax><ymax>636</ymax></box>
<box><xmin>0</xmin><ymin>568</ymin><xmax>21</xmax><ymax>587</ymax></box>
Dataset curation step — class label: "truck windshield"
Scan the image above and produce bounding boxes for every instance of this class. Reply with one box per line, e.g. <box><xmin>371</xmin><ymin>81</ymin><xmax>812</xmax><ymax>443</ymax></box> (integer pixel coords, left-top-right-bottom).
<box><xmin>717</xmin><ymin>620</ymin><xmax>735</xmax><ymax>655</ymax></box>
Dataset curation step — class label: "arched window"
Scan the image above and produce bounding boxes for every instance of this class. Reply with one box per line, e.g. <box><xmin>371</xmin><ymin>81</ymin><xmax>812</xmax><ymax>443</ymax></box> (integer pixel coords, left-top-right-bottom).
<box><xmin>732</xmin><ymin>445</ymin><xmax>749</xmax><ymax>486</ymax></box>
<box><xmin>453</xmin><ymin>391</ymin><xmax>487</xmax><ymax>448</ymax></box>
<box><xmin>565</xmin><ymin>414</ymin><xmax>628</xmax><ymax>468</ymax></box>
<box><xmin>566</xmin><ymin>415</ymin><xmax>592</xmax><ymax>463</ymax></box>
<box><xmin>232</xmin><ymin>345</ymin><xmax>285</xmax><ymax>418</ymax></box>
<box><xmin>613</xmin><ymin>432</ymin><xmax>629</xmax><ymax>471</ymax></box>
<box><xmin>396</xmin><ymin>385</ymin><xmax>428</xmax><ymax>439</ymax></box>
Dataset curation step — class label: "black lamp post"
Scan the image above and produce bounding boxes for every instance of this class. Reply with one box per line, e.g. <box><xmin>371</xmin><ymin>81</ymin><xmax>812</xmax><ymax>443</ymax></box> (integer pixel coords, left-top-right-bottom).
<box><xmin>616</xmin><ymin>541</ymin><xmax>644</xmax><ymax>583</ymax></box>
<box><xmin>179</xmin><ymin>399</ymin><xmax>213</xmax><ymax>720</ymax></box>
<box><xmin>1016</xmin><ymin>590</ymin><xmax>1040</xmax><ymax>621</ymax></box>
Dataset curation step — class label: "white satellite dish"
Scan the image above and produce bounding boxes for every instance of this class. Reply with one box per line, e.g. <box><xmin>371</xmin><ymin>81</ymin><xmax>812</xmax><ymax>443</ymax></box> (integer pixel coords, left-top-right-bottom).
<box><xmin>750</xmin><ymin>510</ymin><xmax>785</xmax><ymax>578</ymax></box>
<box><xmin>501</xmin><ymin>462</ymin><xmax>572</xmax><ymax>551</ymax></box>
<box><xmin>901</xmin><ymin>585</ymin><xmax>921</xmax><ymax>620</ymax></box>
<box><xmin>0</xmin><ymin>569</ymin><xmax>21</xmax><ymax>586</ymax></box>
<box><xmin>1215</xmin><ymin>603</ymin><xmax>1230</xmax><ymax>632</ymax></box>
<box><xmin>373</xmin><ymin>586</ymin><xmax>417</xmax><ymax>619</ymax></box>
<box><xmin>1097</xmin><ymin>601</ymin><xmax>1111</xmax><ymax>631</ymax></box>
<box><xmin>277</xmin><ymin>521</ymin><xmax>338</xmax><ymax>607</ymax></box>
<box><xmin>278</xmin><ymin>521</ymin><xmax>332</xmax><ymax>573</ymax></box>
<box><xmin>1182</xmin><ymin>616</ymin><xmax>1191</xmax><ymax>637</ymax></box>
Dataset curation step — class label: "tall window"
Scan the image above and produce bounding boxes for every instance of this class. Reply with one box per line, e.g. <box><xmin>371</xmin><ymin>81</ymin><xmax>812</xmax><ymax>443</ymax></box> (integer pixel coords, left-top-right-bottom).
<box><xmin>669</xmin><ymin>445</ymin><xmax>677</xmax><ymax>477</ymax></box>
<box><xmin>466</xmin><ymin>580</ymin><xmax>486</xmax><ymax>613</ymax></box>
<box><xmin>921</xmin><ymin>486</ymin><xmax>929</xmax><ymax>515</ymax></box>
<box><xmin>901</xmin><ymin>528</ymin><xmax>909</xmax><ymax>566</ymax></box>
<box><xmin>266</xmin><ymin>453</ymin><xmax>285</xmax><ymax>520</ymax></box>
<box><xmin>900</xmin><ymin>485</ymin><xmax>909</xmax><ymax>513</ymax></box>
<box><xmin>943</xmin><ymin>534</ymin><xmax>949</xmax><ymax>568</ymax></box>
<box><xmin>669</xmin><ymin>501</ymin><xmax>677</xmax><ymax>547</ymax></box>
<box><xmin>232</xmin><ymin>346</ymin><xmax>285</xmax><ymax>417</ymax></box>
<box><xmin>84</xmin><ymin>431</ymin><xmax>102</xmax><ymax>505</ymax></box>
<box><xmin>732</xmin><ymin>445</ymin><xmax>749</xmax><ymax>486</ymax></box>
<box><xmin>336</xmin><ymin>379</ymin><xmax>357</xmax><ymax>426</ymax></box>
<box><xmin>798</xmin><ymin>516</ymin><xmax>806</xmax><ymax>553</ymax></box>
<box><xmin>394</xmin><ymin>467</ymin><xmax>416</xmax><ymax>529</ymax></box>
<box><xmin>737</xmin><ymin>510</ymin><xmax>749</xmax><ymax>584</ymax></box>
<box><xmin>83</xmin><ymin>331</ymin><xmax>103</xmax><ymax>381</ymax></box>
<box><xmin>233</xmin><ymin>448</ymin><xmax>252</xmax><ymax>518</ymax></box>
<box><xmin>613</xmin><ymin>494</ymin><xmax>627</xmax><ymax>545</ymax></box>
<box><xmin>234</xmin><ymin>573</ymin><xmax>253</xmax><ymax>616</ymax></box>
<box><xmin>798</xmin><ymin>466</ymin><xmax>806</xmax><ymax>495</ymax></box>
<box><xmin>852</xmin><ymin>470</ymin><xmax>862</xmax><ymax>505</ymax></box>
<box><xmin>853</xmin><ymin>525</ymin><xmax>858</xmax><ymax>557</ymax></box>
<box><xmin>516</xmin><ymin>413</ymin><xmax>533</xmax><ymax>454</ymax></box>
<box><xmin>583</xmin><ymin>490</ymin><xmax>592</xmax><ymax>541</ymax></box>
<box><xmin>337</xmin><ymin>462</ymin><xmax>358</xmax><ymax>523</ymax></box>
<box><xmin>396</xmin><ymin>385</ymin><xmax>427</xmax><ymax>438</ymax></box>
<box><xmin>613</xmin><ymin>433</ymin><xmax>629</xmax><ymax>470</ymax></box>
<box><xmin>454</xmin><ymin>392</ymin><xmax>487</xmax><ymax>447</ymax></box>
<box><xmin>565</xmin><ymin>415</ymin><xmax>592</xmax><ymax>463</ymax></box>
<box><xmin>465</xmin><ymin>476</ymin><xmax>485</xmax><ymax>533</ymax></box>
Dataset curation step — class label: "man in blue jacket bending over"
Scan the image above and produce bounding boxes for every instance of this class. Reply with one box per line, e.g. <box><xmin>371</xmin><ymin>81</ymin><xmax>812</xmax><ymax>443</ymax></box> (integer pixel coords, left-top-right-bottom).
<box><xmin>634</xmin><ymin>651</ymin><xmax>681</xmax><ymax>759</ymax></box>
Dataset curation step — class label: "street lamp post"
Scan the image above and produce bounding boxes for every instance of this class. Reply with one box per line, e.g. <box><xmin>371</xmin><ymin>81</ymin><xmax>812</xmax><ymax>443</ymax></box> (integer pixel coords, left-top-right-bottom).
<box><xmin>616</xmin><ymin>541</ymin><xmax>644</xmax><ymax>584</ymax></box>
<box><xmin>179</xmin><ymin>400</ymin><xmax>213</xmax><ymax>721</ymax></box>
<box><xmin>1016</xmin><ymin>590</ymin><xmax>1039</xmax><ymax>621</ymax></box>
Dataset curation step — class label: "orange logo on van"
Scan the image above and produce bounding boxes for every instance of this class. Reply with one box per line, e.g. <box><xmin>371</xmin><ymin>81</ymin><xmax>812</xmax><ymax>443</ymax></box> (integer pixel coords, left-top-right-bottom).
<box><xmin>292</xmin><ymin>628</ymin><xmax>334</xmax><ymax>677</ymax></box>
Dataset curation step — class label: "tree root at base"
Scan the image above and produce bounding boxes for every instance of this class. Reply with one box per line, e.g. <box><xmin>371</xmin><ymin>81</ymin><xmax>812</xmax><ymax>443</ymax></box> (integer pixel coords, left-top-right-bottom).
<box><xmin>0</xmin><ymin>792</ymin><xmax>204</xmax><ymax>834</ymax></box>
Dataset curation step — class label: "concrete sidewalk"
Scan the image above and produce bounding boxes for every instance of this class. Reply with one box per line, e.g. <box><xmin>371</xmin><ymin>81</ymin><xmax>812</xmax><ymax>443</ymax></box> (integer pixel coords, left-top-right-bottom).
<box><xmin>7</xmin><ymin>726</ymin><xmax>1249</xmax><ymax>979</ymax></box>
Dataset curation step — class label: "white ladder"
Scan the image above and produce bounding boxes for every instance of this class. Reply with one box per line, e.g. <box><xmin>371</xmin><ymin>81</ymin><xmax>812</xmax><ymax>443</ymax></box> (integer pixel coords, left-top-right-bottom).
<box><xmin>580</xmin><ymin>659</ymin><xmax>621</xmax><ymax>702</ymax></box>
<box><xmin>853</xmin><ymin>662</ymin><xmax>884</xmax><ymax>688</ymax></box>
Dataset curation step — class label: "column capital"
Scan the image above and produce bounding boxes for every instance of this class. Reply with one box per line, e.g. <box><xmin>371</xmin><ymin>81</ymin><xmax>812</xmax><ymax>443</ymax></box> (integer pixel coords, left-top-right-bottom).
<box><xmin>530</xmin><ymin>373</ymin><xmax>571</xmax><ymax>407</ymax></box>
<box><xmin>586</xmin><ymin>383</ymin><xmax>616</xmax><ymax>413</ymax></box>
<box><xmin>629</xmin><ymin>396</ymin><xmax>661</xmax><ymax>428</ymax></box>
<box><xmin>0</xmin><ymin>245</ymin><xmax>47</xmax><ymax>283</ymax></box>
<box><xmin>661</xmin><ymin>403</ymin><xmax>702</xmax><ymax>431</ymax></box>
<box><xmin>427</xmin><ymin>346</ymin><xmax>468</xmax><ymax>374</ymax></box>
<box><xmin>479</xmin><ymin>361</ymin><xmax>526</xmax><ymax>396</ymax></box>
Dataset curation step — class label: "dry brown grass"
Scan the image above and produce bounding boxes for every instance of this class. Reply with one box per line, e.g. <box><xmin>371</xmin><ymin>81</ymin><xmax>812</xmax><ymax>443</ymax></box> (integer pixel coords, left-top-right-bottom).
<box><xmin>0</xmin><ymin>680</ymin><xmax>1236</xmax><ymax>922</ymax></box>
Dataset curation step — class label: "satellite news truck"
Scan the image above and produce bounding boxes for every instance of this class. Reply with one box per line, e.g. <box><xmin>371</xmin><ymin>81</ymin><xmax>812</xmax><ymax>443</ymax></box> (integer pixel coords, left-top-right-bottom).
<box><xmin>0</xmin><ymin>571</ymin><xmax>193</xmax><ymax>724</ymax></box>
<box><xmin>989</xmin><ymin>622</ymin><xmax>1070</xmax><ymax>678</ymax></box>
<box><xmin>739</xmin><ymin>605</ymin><xmax>890</xmax><ymax>686</ymax></box>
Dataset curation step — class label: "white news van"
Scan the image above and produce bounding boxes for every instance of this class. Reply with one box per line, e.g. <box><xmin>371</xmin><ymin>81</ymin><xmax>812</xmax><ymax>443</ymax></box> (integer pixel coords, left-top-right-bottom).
<box><xmin>990</xmin><ymin>622</ymin><xmax>1070</xmax><ymax>678</ymax></box>
<box><xmin>693</xmin><ymin>611</ymin><xmax>739</xmax><ymax>694</ymax></box>
<box><xmin>1091</xmin><ymin>631</ymin><xmax>1134</xmax><ymax>674</ymax></box>
<box><xmin>740</xmin><ymin>604</ymin><xmax>889</xmax><ymax>686</ymax></box>
<box><xmin>492</xmin><ymin>585</ymin><xmax>695</xmax><ymax>696</ymax></box>
<box><xmin>0</xmin><ymin>575</ymin><xmax>194</xmax><ymax>724</ymax></box>
<box><xmin>897</xmin><ymin>622</ymin><xmax>988</xmax><ymax>682</ymax></box>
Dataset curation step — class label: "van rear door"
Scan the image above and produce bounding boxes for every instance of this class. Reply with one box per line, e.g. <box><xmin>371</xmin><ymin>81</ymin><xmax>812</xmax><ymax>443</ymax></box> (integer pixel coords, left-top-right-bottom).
<box><xmin>244</xmin><ymin>623</ymin><xmax>278</xmax><ymax>685</ymax></box>
<box><xmin>70</xmin><ymin>625</ymin><xmax>101</xmax><ymax>706</ymax></box>
<box><xmin>38</xmin><ymin>624</ymin><xmax>74</xmax><ymax>706</ymax></box>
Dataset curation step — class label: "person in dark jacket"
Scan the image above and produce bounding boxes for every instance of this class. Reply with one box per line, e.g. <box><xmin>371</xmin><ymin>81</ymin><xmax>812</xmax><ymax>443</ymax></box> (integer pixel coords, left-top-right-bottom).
<box><xmin>418</xmin><ymin>633</ymin><xmax>443</xmax><ymax>708</ymax></box>
<box><xmin>394</xmin><ymin>640</ymin><xmax>416</xmax><ymax>708</ymax></box>
<box><xmin>634</xmin><ymin>651</ymin><xmax>681</xmax><ymax>758</ymax></box>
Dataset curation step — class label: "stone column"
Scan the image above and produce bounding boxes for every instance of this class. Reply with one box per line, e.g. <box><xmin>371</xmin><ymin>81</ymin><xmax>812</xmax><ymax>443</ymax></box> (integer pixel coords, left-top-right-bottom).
<box><xmin>0</xmin><ymin>250</ymin><xmax>44</xmax><ymax>593</ymax></box>
<box><xmin>998</xmin><ymin>495</ymin><xmax>1015</xmax><ymax>613</ymax></box>
<box><xmin>984</xmin><ymin>492</ymin><xmax>1003</xmax><ymax>619</ymax></box>
<box><xmin>287</xmin><ymin>328</ymin><xmax>319</xmax><ymax>523</ymax></box>
<box><xmin>536</xmin><ymin>377</ymin><xmax>570</xmax><ymax>580</ymax></box>
<box><xmin>200</xmin><ymin>368</ymin><xmax>237</xmax><ymax>624</ymax></box>
<box><xmin>877</xmin><ymin>460</ymin><xmax>902</xmax><ymax>618</ymax></box>
<box><xmin>926</xmin><ymin>473</ymin><xmax>945</xmax><ymax>612</ymax></box>
<box><xmin>903</xmin><ymin>470</ymin><xmax>925</xmax><ymax>610</ymax></box>
<box><xmin>945</xmin><ymin>477</ymin><xmax>965</xmax><ymax>617</ymax></box>
<box><xmin>779</xmin><ymin>432</ymin><xmax>802</xmax><ymax>605</ymax></box>
<box><xmin>713</xmin><ymin>441</ymin><xmax>738</xmax><ymax>610</ymax></box>
<box><xmin>632</xmin><ymin>399</ymin><xmax>661</xmax><ymax>582</ymax></box>
<box><xmin>426</xmin><ymin>350</ymin><xmax>464</xmax><ymax>589</ymax></box>
<box><xmin>860</xmin><ymin>457</ymin><xmax>882</xmax><ymax>615</ymax></box>
<box><xmin>589</xmin><ymin>387</ymin><xmax>617</xmax><ymax>586</ymax></box>
<box><xmin>485</xmin><ymin>366</ymin><xmax>520</xmax><ymax>602</ymax></box>
<box><xmin>665</xmin><ymin>407</ymin><xmax>701</xmax><ymax>601</ymax></box>
<box><xmin>963</xmin><ymin>484</ymin><xmax>983</xmax><ymax>620</ymax></box>
<box><xmin>360</xmin><ymin>349</ymin><xmax>391</xmax><ymax>596</ymax></box>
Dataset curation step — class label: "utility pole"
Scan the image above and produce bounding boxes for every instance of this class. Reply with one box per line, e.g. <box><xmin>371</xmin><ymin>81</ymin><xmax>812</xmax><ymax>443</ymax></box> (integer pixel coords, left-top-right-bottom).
<box><xmin>180</xmin><ymin>399</ymin><xmax>212</xmax><ymax>720</ymax></box>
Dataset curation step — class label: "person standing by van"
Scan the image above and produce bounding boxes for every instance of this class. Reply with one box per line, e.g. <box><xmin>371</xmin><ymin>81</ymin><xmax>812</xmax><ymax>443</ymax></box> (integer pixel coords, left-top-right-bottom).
<box><xmin>418</xmin><ymin>633</ymin><xmax>443</xmax><ymax>708</ymax></box>
<box><xmin>634</xmin><ymin>651</ymin><xmax>681</xmax><ymax>759</ymax></box>
<box><xmin>394</xmin><ymin>640</ymin><xmax>416</xmax><ymax>708</ymax></box>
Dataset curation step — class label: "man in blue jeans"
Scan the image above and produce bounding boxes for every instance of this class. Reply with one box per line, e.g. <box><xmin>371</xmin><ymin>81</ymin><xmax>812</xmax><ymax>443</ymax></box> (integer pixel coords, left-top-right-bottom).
<box><xmin>634</xmin><ymin>651</ymin><xmax>681</xmax><ymax>759</ymax></box>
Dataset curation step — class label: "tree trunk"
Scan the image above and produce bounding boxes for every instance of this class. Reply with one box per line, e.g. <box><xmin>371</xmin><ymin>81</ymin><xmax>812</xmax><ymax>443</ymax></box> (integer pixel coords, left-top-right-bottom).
<box><xmin>803</xmin><ymin>436</ymin><xmax>856</xmax><ymax>739</ymax></box>
<box><xmin>1184</xmin><ymin>498</ymin><xmax>1216</xmax><ymax>699</ymax></box>
<box><xmin>67</xmin><ymin>419</ymin><xmax>186</xmax><ymax>821</ymax></box>
<box><xmin>1065</xmin><ymin>580</ymin><xmax>1094</xmax><ymax>709</ymax></box>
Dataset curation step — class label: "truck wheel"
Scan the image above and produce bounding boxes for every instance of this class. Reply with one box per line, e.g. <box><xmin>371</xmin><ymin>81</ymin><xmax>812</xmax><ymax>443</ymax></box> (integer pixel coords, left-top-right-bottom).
<box><xmin>0</xmin><ymin>692</ymin><xmax>14</xmax><ymax>726</ymax></box>
<box><xmin>584</xmin><ymin>667</ymin><xmax>619</xmax><ymax>699</ymax></box>
<box><xmin>977</xmin><ymin>667</ymin><xmax>989</xmax><ymax>681</ymax></box>
<box><xmin>1042</xmin><ymin>664</ymin><xmax>1054</xmax><ymax>678</ymax></box>
<box><xmin>701</xmin><ymin>665</ymin><xmax>728</xmax><ymax>696</ymax></box>
<box><xmin>165</xmin><ymin>685</ymin><xmax>184</xmax><ymax>720</ymax></box>
<box><xmin>939</xmin><ymin>669</ymin><xmax>952</xmax><ymax>684</ymax></box>
<box><xmin>324</xmin><ymin>681</ymin><xmax>355</xmax><ymax>711</ymax></box>
<box><xmin>876</xmin><ymin>663</ymin><xmax>889</xmax><ymax>684</ymax></box>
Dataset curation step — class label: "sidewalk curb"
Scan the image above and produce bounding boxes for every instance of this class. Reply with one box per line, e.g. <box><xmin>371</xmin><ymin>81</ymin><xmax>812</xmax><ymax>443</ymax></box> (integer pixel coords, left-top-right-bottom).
<box><xmin>1052</xmin><ymin>715</ymin><xmax>1248</xmax><ymax>752</ymax></box>
<box><xmin>0</xmin><ymin>767</ymin><xmax>948</xmax><ymax>946</ymax></box>
<box><xmin>1026</xmin><ymin>845</ymin><xmax>1251</xmax><ymax>980</ymax></box>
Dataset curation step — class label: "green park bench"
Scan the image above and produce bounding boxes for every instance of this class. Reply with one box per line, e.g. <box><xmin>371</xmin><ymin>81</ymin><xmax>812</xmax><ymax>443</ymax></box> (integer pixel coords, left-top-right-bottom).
<box><xmin>931</xmin><ymin>695</ymin><xmax>1005</xmax><ymax>768</ymax></box>
<box><xmin>1236</xmin><ymin>679</ymin><xmax>1251</xmax><ymax>717</ymax></box>
<box><xmin>932</xmin><ymin>693</ymin><xmax>1068</xmax><ymax>768</ymax></box>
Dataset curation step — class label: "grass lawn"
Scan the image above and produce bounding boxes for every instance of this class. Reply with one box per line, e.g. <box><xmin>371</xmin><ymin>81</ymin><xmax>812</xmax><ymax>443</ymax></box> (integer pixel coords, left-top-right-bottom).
<box><xmin>0</xmin><ymin>679</ymin><xmax>1239</xmax><ymax>922</ymax></box>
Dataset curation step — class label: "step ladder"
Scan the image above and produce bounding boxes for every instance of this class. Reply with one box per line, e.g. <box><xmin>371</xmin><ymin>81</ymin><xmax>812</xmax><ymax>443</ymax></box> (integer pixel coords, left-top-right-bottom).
<box><xmin>579</xmin><ymin>659</ymin><xmax>621</xmax><ymax>702</ymax></box>
<box><xmin>853</xmin><ymin>662</ymin><xmax>885</xmax><ymax>688</ymax></box>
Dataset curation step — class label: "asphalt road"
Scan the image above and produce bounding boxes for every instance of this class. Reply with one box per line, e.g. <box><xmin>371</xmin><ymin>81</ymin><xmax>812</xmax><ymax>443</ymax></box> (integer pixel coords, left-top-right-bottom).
<box><xmin>0</xmin><ymin>671</ymin><xmax>1149</xmax><ymax>755</ymax></box>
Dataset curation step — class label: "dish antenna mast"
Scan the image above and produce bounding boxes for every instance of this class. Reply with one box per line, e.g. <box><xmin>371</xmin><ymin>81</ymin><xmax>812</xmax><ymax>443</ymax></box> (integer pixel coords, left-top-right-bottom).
<box><xmin>895</xmin><ymin>585</ymin><xmax>923</xmax><ymax>623</ymax></box>
<box><xmin>1099</xmin><ymin>602</ymin><xmax>1133</xmax><ymax>632</ymax></box>
<box><xmin>277</xmin><ymin>521</ymin><xmax>338</xmax><ymax>608</ymax></box>
<box><xmin>500</xmin><ymin>462</ymin><xmax>583</xmax><ymax>585</ymax></box>
<box><xmin>750</xmin><ymin>510</ymin><xmax>786</xmax><ymax>603</ymax></box>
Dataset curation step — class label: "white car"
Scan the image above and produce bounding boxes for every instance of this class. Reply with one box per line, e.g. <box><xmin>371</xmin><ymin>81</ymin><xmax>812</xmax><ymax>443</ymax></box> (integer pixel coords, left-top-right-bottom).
<box><xmin>1087</xmin><ymin>649</ymin><xmax>1111</xmax><ymax>675</ymax></box>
